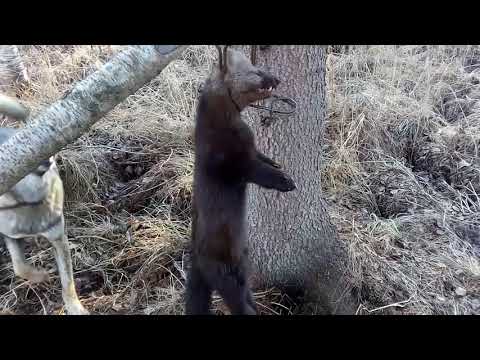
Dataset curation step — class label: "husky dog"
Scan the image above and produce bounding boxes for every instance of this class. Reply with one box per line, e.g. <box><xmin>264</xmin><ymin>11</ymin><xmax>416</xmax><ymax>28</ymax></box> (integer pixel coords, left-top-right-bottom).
<box><xmin>0</xmin><ymin>94</ymin><xmax>88</xmax><ymax>315</ymax></box>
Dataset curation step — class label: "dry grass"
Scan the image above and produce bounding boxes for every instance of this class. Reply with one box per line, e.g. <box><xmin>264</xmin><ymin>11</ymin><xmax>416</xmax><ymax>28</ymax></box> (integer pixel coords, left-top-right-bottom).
<box><xmin>0</xmin><ymin>45</ymin><xmax>293</xmax><ymax>315</ymax></box>
<box><xmin>0</xmin><ymin>45</ymin><xmax>479</xmax><ymax>315</ymax></box>
<box><xmin>325</xmin><ymin>45</ymin><xmax>480</xmax><ymax>314</ymax></box>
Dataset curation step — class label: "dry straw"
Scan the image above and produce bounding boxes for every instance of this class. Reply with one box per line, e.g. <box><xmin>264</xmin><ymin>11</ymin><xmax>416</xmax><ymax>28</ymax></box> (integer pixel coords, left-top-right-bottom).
<box><xmin>1</xmin><ymin>45</ymin><xmax>479</xmax><ymax>314</ymax></box>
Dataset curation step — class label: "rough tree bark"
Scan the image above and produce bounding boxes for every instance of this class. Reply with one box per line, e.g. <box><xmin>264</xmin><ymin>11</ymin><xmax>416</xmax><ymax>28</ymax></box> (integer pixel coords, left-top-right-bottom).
<box><xmin>244</xmin><ymin>45</ymin><xmax>358</xmax><ymax>314</ymax></box>
<box><xmin>0</xmin><ymin>45</ymin><xmax>188</xmax><ymax>196</ymax></box>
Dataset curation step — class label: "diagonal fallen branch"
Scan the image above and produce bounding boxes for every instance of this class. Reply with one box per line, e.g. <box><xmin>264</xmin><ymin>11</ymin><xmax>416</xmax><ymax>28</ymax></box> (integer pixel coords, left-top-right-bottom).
<box><xmin>0</xmin><ymin>45</ymin><xmax>189</xmax><ymax>196</ymax></box>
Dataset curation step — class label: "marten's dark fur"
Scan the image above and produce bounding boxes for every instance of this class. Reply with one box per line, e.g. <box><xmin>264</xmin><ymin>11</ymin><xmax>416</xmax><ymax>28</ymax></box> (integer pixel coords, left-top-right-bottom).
<box><xmin>185</xmin><ymin>46</ymin><xmax>296</xmax><ymax>315</ymax></box>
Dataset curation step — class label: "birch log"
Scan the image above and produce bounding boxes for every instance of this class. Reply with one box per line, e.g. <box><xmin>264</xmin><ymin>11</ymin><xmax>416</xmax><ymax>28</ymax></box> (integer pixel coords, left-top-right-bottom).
<box><xmin>0</xmin><ymin>45</ymin><xmax>188</xmax><ymax>196</ymax></box>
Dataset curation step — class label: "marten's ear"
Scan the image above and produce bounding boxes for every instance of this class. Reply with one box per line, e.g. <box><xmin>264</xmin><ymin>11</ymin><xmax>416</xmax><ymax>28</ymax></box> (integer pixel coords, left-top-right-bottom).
<box><xmin>215</xmin><ymin>45</ymin><xmax>230</xmax><ymax>74</ymax></box>
<box><xmin>215</xmin><ymin>45</ymin><xmax>224</xmax><ymax>72</ymax></box>
<box><xmin>223</xmin><ymin>45</ymin><xmax>230</xmax><ymax>72</ymax></box>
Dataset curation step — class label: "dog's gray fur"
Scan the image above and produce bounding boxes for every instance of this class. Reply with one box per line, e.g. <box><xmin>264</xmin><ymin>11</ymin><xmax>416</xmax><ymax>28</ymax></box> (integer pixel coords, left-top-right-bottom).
<box><xmin>0</xmin><ymin>95</ymin><xmax>88</xmax><ymax>315</ymax></box>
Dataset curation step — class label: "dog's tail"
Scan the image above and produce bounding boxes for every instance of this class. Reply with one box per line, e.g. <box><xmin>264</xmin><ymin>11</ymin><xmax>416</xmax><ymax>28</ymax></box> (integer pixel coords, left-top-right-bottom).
<box><xmin>0</xmin><ymin>94</ymin><xmax>29</xmax><ymax>121</ymax></box>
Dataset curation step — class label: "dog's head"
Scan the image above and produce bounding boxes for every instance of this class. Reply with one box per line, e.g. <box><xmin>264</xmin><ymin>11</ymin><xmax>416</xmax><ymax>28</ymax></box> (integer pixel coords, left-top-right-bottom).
<box><xmin>0</xmin><ymin>128</ymin><xmax>59</xmax><ymax>204</ymax></box>
<box><xmin>8</xmin><ymin>156</ymin><xmax>58</xmax><ymax>204</ymax></box>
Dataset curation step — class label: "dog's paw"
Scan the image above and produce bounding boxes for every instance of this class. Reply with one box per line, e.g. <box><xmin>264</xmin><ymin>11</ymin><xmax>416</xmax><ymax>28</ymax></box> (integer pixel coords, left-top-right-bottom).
<box><xmin>19</xmin><ymin>266</ymin><xmax>49</xmax><ymax>284</ymax></box>
<box><xmin>65</xmin><ymin>301</ymin><xmax>89</xmax><ymax>315</ymax></box>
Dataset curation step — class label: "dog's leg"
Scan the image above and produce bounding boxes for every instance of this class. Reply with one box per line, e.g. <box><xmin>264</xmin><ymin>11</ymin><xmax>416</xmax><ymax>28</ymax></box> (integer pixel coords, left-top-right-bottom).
<box><xmin>3</xmin><ymin>236</ymin><xmax>49</xmax><ymax>283</ymax></box>
<box><xmin>44</xmin><ymin>220</ymin><xmax>89</xmax><ymax>315</ymax></box>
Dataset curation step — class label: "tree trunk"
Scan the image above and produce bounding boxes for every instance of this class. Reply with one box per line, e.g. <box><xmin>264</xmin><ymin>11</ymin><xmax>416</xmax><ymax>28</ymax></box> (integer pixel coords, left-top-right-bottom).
<box><xmin>0</xmin><ymin>45</ymin><xmax>188</xmax><ymax>196</ymax></box>
<box><xmin>244</xmin><ymin>45</ymin><xmax>358</xmax><ymax>314</ymax></box>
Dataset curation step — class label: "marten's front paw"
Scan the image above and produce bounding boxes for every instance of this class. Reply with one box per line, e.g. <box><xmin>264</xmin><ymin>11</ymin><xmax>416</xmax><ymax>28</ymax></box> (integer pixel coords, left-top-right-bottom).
<box><xmin>271</xmin><ymin>161</ymin><xmax>282</xmax><ymax>169</ymax></box>
<box><xmin>275</xmin><ymin>173</ymin><xmax>296</xmax><ymax>192</ymax></box>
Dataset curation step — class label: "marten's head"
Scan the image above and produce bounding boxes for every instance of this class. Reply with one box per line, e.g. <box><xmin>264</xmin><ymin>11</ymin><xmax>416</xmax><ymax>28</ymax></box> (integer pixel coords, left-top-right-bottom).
<box><xmin>214</xmin><ymin>45</ymin><xmax>280</xmax><ymax>111</ymax></box>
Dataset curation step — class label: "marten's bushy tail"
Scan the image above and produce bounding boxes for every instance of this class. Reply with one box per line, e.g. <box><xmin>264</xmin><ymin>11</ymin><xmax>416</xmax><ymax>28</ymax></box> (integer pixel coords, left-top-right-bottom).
<box><xmin>0</xmin><ymin>94</ymin><xmax>29</xmax><ymax>121</ymax></box>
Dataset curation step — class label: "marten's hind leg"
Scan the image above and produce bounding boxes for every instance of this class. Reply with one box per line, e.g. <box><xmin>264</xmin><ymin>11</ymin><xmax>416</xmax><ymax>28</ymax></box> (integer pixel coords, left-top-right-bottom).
<box><xmin>185</xmin><ymin>264</ymin><xmax>212</xmax><ymax>315</ymax></box>
<box><xmin>246</xmin><ymin>288</ymin><xmax>258</xmax><ymax>313</ymax></box>
<box><xmin>216</xmin><ymin>265</ymin><xmax>257</xmax><ymax>315</ymax></box>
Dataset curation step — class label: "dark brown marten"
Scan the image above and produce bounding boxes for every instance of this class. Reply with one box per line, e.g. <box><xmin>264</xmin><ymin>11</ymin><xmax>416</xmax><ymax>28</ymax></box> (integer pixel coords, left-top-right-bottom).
<box><xmin>185</xmin><ymin>46</ymin><xmax>296</xmax><ymax>315</ymax></box>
